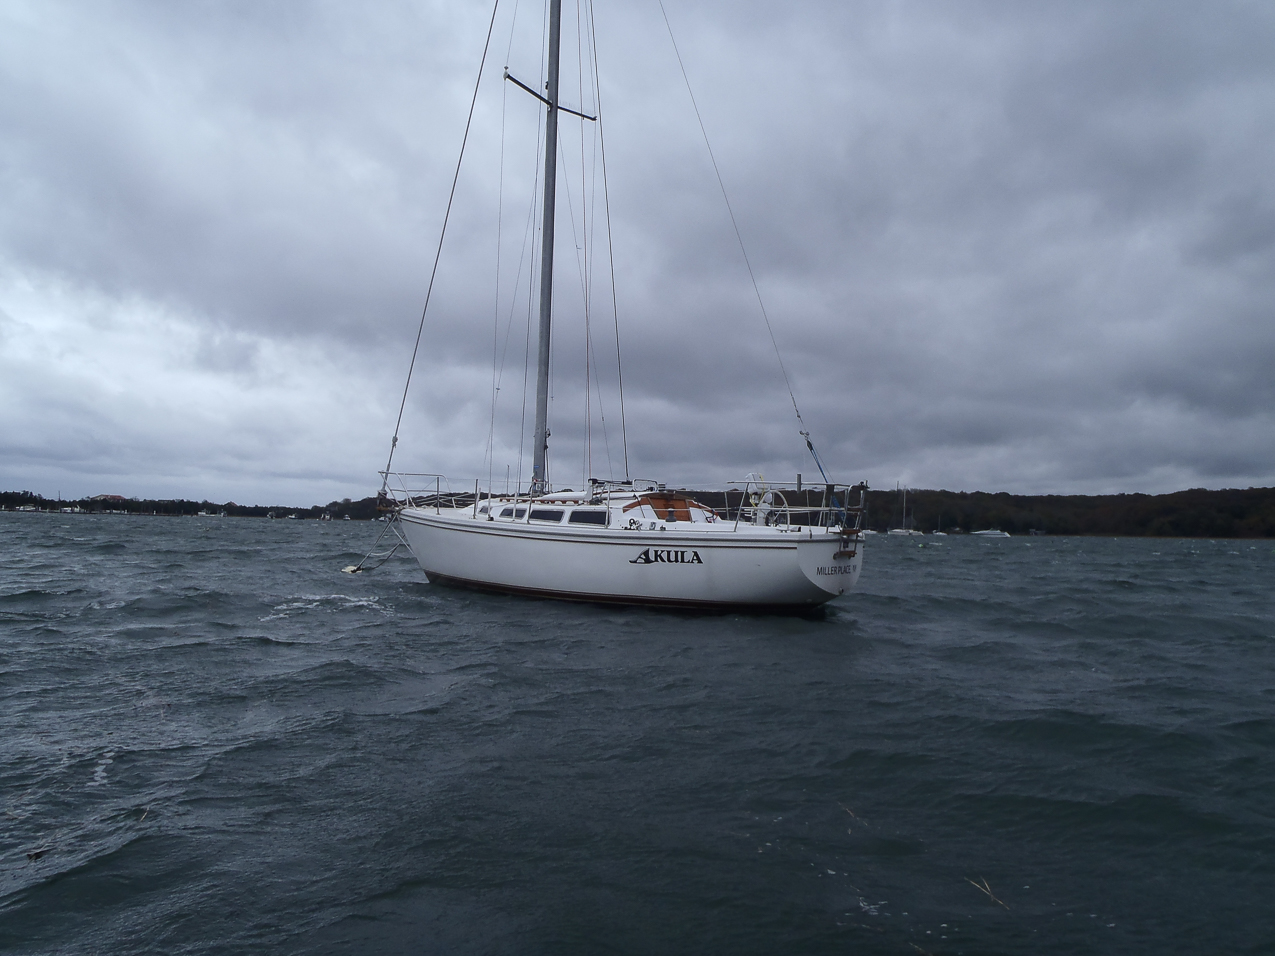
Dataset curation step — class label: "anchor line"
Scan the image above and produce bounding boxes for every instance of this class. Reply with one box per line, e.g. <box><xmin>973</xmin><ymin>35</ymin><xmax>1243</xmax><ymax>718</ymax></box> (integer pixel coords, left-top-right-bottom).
<box><xmin>342</xmin><ymin>512</ymin><xmax>410</xmax><ymax>574</ymax></box>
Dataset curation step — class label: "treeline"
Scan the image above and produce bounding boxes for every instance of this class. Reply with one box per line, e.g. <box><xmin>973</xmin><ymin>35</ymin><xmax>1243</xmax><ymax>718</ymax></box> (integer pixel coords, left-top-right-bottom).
<box><xmin>865</xmin><ymin>487</ymin><xmax>1275</xmax><ymax>537</ymax></box>
<box><xmin>0</xmin><ymin>491</ymin><xmax>384</xmax><ymax>520</ymax></box>
<box><xmin>5</xmin><ymin>486</ymin><xmax>1275</xmax><ymax>537</ymax></box>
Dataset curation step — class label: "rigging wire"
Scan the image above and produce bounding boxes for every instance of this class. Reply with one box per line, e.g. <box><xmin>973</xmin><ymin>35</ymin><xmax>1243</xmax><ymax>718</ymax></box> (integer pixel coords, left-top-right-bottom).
<box><xmin>503</xmin><ymin>0</ymin><xmax>522</xmax><ymax>63</ymax></box>
<box><xmin>514</xmin><ymin>206</ymin><xmax>539</xmax><ymax>501</ymax></box>
<box><xmin>580</xmin><ymin>2</ymin><xmax>614</xmax><ymax>482</ymax></box>
<box><xmin>558</xmin><ymin>120</ymin><xmax>616</xmax><ymax>487</ymax></box>
<box><xmin>514</xmin><ymin>179</ymin><xmax>539</xmax><ymax>498</ymax></box>
<box><xmin>555</xmin><ymin>123</ymin><xmax>600</xmax><ymax>487</ymax></box>
<box><xmin>517</xmin><ymin>4</ymin><xmax>552</xmax><ymax>496</ymax></box>
<box><xmin>556</xmin><ymin>104</ymin><xmax>620</xmax><ymax>487</ymax></box>
<box><xmin>489</xmin><ymin>149</ymin><xmax>544</xmax><ymax>483</ymax></box>
<box><xmin>588</xmin><ymin>0</ymin><xmax>629</xmax><ymax>479</ymax></box>
<box><xmin>382</xmin><ymin>0</ymin><xmax>502</xmax><ymax>490</ymax></box>
<box><xmin>577</xmin><ymin>0</ymin><xmax>593</xmax><ymax>488</ymax></box>
<box><xmin>578</xmin><ymin>0</ymin><xmax>615</xmax><ymax>484</ymax></box>
<box><xmin>515</xmin><ymin>246</ymin><xmax>535</xmax><ymax>497</ymax></box>
<box><xmin>656</xmin><ymin>1</ymin><xmax>830</xmax><ymax>483</ymax></box>
<box><xmin>487</xmin><ymin>0</ymin><xmax>544</xmax><ymax>492</ymax></box>
<box><xmin>552</xmin><ymin>2</ymin><xmax>619</xmax><ymax>488</ymax></box>
<box><xmin>486</xmin><ymin>38</ymin><xmax>510</xmax><ymax>493</ymax></box>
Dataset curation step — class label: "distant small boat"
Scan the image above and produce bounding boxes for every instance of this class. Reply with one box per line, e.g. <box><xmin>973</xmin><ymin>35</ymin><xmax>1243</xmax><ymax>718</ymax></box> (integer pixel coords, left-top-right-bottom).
<box><xmin>887</xmin><ymin>484</ymin><xmax>924</xmax><ymax>535</ymax></box>
<box><xmin>972</xmin><ymin>529</ymin><xmax>1010</xmax><ymax>537</ymax></box>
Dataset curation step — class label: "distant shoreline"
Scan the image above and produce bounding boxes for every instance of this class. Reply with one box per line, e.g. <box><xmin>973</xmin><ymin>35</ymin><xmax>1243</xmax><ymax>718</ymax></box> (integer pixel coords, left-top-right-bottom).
<box><xmin>4</xmin><ymin>486</ymin><xmax>1273</xmax><ymax>537</ymax></box>
<box><xmin>858</xmin><ymin>486</ymin><xmax>1275</xmax><ymax>538</ymax></box>
<box><xmin>0</xmin><ymin>491</ymin><xmax>385</xmax><ymax>521</ymax></box>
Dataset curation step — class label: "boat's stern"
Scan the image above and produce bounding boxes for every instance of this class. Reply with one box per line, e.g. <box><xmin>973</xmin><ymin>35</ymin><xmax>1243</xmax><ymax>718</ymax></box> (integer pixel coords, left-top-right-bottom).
<box><xmin>798</xmin><ymin>529</ymin><xmax>863</xmax><ymax>596</ymax></box>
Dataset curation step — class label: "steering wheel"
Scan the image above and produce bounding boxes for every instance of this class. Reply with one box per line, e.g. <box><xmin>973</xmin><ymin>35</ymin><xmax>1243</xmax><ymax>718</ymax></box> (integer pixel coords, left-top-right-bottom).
<box><xmin>761</xmin><ymin>491</ymin><xmax>790</xmax><ymax>527</ymax></box>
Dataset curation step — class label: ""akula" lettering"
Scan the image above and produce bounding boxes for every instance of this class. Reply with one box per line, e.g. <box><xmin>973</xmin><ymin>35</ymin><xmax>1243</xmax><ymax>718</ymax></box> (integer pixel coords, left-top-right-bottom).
<box><xmin>629</xmin><ymin>548</ymin><xmax>704</xmax><ymax>565</ymax></box>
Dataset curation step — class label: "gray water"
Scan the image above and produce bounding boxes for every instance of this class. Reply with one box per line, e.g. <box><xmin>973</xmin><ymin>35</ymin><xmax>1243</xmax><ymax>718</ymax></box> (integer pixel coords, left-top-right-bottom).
<box><xmin>1</xmin><ymin>513</ymin><xmax>1272</xmax><ymax>954</ymax></box>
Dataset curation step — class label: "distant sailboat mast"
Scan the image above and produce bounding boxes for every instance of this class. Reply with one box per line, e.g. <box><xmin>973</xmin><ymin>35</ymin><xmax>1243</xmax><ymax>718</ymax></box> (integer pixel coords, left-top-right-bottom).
<box><xmin>530</xmin><ymin>0</ymin><xmax>562</xmax><ymax>495</ymax></box>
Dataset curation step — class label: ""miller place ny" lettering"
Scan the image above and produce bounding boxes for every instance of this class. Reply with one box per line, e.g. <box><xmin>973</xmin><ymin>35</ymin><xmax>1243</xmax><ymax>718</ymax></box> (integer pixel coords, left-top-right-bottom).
<box><xmin>629</xmin><ymin>548</ymin><xmax>704</xmax><ymax>565</ymax></box>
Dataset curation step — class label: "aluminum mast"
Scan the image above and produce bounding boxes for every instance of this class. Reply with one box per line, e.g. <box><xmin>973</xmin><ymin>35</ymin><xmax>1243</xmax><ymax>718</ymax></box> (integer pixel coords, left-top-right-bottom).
<box><xmin>530</xmin><ymin>0</ymin><xmax>562</xmax><ymax>495</ymax></box>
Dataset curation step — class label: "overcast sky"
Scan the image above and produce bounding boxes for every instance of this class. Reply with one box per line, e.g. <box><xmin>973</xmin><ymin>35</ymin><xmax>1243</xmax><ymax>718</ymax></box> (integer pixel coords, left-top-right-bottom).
<box><xmin>3</xmin><ymin>0</ymin><xmax>1274</xmax><ymax>505</ymax></box>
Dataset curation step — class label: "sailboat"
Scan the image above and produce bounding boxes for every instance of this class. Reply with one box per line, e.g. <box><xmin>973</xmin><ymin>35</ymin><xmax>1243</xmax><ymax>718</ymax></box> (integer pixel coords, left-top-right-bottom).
<box><xmin>380</xmin><ymin>2</ymin><xmax>865</xmax><ymax>609</ymax></box>
<box><xmin>887</xmin><ymin>484</ymin><xmax>924</xmax><ymax>536</ymax></box>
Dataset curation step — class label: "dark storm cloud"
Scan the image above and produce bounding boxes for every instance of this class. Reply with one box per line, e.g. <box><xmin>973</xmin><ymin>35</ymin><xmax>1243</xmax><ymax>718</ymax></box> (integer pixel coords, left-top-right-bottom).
<box><xmin>2</xmin><ymin>0</ymin><xmax>1273</xmax><ymax>499</ymax></box>
<box><xmin>1</xmin><ymin>1</ymin><xmax>479</xmax><ymax>344</ymax></box>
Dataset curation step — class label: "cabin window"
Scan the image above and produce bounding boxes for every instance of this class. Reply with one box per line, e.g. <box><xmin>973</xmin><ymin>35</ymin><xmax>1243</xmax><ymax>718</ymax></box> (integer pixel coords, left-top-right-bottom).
<box><xmin>477</xmin><ymin>505</ymin><xmax>489</xmax><ymax>514</ymax></box>
<box><xmin>568</xmin><ymin>510</ymin><xmax>608</xmax><ymax>525</ymax></box>
<box><xmin>528</xmin><ymin>508</ymin><xmax>565</xmax><ymax>523</ymax></box>
<box><xmin>499</xmin><ymin>507</ymin><xmax>527</xmax><ymax>518</ymax></box>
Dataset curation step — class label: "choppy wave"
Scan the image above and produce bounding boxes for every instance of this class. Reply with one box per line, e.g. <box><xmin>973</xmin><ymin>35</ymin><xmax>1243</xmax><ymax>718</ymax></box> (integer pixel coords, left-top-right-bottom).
<box><xmin>0</xmin><ymin>515</ymin><xmax>1272</xmax><ymax>955</ymax></box>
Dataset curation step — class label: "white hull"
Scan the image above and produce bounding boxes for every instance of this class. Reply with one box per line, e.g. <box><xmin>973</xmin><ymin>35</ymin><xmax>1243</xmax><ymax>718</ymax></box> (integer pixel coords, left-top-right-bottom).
<box><xmin>398</xmin><ymin>507</ymin><xmax>862</xmax><ymax>609</ymax></box>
